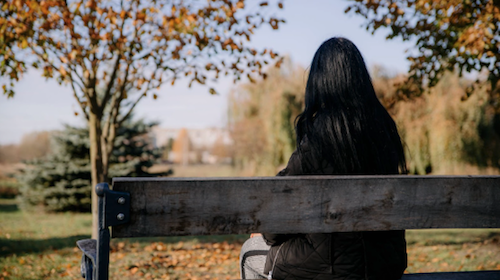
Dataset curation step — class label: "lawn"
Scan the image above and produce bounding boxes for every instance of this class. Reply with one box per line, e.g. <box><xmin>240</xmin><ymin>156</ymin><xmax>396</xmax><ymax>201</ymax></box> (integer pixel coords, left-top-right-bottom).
<box><xmin>0</xmin><ymin>197</ymin><xmax>247</xmax><ymax>280</ymax></box>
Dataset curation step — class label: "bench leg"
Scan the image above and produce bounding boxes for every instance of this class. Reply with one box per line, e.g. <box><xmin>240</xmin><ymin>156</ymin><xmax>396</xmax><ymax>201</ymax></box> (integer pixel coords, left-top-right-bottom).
<box><xmin>81</xmin><ymin>253</ymin><xmax>94</xmax><ymax>280</ymax></box>
<box><xmin>96</xmin><ymin>225</ymin><xmax>110</xmax><ymax>279</ymax></box>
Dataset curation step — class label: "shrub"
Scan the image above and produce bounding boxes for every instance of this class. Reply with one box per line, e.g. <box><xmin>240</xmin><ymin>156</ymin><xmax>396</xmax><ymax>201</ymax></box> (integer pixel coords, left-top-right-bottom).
<box><xmin>0</xmin><ymin>179</ymin><xmax>20</xmax><ymax>199</ymax></box>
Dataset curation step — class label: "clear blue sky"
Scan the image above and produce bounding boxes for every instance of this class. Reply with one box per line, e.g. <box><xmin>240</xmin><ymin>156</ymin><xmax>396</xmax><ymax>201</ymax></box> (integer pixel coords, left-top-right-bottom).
<box><xmin>0</xmin><ymin>0</ymin><xmax>413</xmax><ymax>145</ymax></box>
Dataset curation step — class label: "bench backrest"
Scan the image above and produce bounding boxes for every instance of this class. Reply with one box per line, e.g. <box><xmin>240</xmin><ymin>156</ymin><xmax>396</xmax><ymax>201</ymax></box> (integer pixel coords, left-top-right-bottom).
<box><xmin>110</xmin><ymin>175</ymin><xmax>500</xmax><ymax>238</ymax></box>
<box><xmin>85</xmin><ymin>175</ymin><xmax>500</xmax><ymax>280</ymax></box>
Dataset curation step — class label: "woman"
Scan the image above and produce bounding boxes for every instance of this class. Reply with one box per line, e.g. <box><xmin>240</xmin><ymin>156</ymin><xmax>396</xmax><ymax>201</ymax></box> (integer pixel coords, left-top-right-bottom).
<box><xmin>240</xmin><ymin>37</ymin><xmax>407</xmax><ymax>280</ymax></box>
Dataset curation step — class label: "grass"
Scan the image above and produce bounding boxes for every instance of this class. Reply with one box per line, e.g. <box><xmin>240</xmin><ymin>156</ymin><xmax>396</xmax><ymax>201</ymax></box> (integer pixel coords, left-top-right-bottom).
<box><xmin>405</xmin><ymin>229</ymin><xmax>500</xmax><ymax>273</ymax></box>
<box><xmin>0</xmin><ymin>199</ymin><xmax>91</xmax><ymax>256</ymax></box>
<box><xmin>0</xmin><ymin>198</ymin><xmax>91</xmax><ymax>280</ymax></box>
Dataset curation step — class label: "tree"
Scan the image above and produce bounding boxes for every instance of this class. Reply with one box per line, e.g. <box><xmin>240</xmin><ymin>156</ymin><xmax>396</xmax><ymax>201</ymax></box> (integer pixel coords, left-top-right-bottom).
<box><xmin>18</xmin><ymin>118</ymin><xmax>167</xmax><ymax>212</ymax></box>
<box><xmin>372</xmin><ymin>66</ymin><xmax>500</xmax><ymax>174</ymax></box>
<box><xmin>345</xmin><ymin>0</ymin><xmax>500</xmax><ymax>103</ymax></box>
<box><xmin>0</xmin><ymin>131</ymin><xmax>52</xmax><ymax>163</ymax></box>
<box><xmin>0</xmin><ymin>0</ymin><xmax>284</xmax><ymax>237</ymax></box>
<box><xmin>229</xmin><ymin>58</ymin><xmax>304</xmax><ymax>175</ymax></box>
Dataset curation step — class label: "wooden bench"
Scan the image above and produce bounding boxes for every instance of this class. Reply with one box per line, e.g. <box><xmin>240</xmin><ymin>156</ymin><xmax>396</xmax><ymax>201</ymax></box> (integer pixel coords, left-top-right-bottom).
<box><xmin>76</xmin><ymin>175</ymin><xmax>500</xmax><ymax>280</ymax></box>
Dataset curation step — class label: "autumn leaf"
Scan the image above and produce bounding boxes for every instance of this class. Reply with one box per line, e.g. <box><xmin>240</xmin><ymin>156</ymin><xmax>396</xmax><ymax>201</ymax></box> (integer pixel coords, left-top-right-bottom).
<box><xmin>21</xmin><ymin>39</ymin><xmax>28</xmax><ymax>49</ymax></box>
<box><xmin>247</xmin><ymin>74</ymin><xmax>255</xmax><ymax>83</ymax></box>
<box><xmin>129</xmin><ymin>266</ymin><xmax>139</xmax><ymax>274</ymax></box>
<box><xmin>136</xmin><ymin>12</ymin><xmax>146</xmax><ymax>21</ymax></box>
<box><xmin>59</xmin><ymin>66</ymin><xmax>67</xmax><ymax>76</ymax></box>
<box><xmin>275</xmin><ymin>57</ymin><xmax>284</xmax><ymax>68</ymax></box>
<box><xmin>69</xmin><ymin>50</ymin><xmax>77</xmax><ymax>60</ymax></box>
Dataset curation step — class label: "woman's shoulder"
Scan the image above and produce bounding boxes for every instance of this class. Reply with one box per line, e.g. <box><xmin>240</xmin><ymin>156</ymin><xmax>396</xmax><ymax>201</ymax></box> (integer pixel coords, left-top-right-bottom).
<box><xmin>277</xmin><ymin>137</ymin><xmax>318</xmax><ymax>176</ymax></box>
<box><xmin>277</xmin><ymin>149</ymin><xmax>304</xmax><ymax>176</ymax></box>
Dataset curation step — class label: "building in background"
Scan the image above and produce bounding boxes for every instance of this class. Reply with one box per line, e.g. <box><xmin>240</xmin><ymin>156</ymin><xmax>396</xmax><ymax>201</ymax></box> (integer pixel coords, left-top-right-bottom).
<box><xmin>151</xmin><ymin>127</ymin><xmax>233</xmax><ymax>165</ymax></box>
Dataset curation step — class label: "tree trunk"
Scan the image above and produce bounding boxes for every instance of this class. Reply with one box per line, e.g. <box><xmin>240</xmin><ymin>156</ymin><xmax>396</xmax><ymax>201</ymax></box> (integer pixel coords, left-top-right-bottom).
<box><xmin>89</xmin><ymin>112</ymin><xmax>105</xmax><ymax>239</ymax></box>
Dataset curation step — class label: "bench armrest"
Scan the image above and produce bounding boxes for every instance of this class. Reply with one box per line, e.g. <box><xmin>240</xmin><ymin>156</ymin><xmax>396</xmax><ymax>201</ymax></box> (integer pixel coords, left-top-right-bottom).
<box><xmin>77</xmin><ymin>239</ymin><xmax>97</xmax><ymax>280</ymax></box>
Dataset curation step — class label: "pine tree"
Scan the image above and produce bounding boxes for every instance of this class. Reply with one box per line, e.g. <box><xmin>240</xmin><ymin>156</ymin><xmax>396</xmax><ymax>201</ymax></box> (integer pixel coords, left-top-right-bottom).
<box><xmin>18</xmin><ymin>119</ymin><xmax>169</xmax><ymax>212</ymax></box>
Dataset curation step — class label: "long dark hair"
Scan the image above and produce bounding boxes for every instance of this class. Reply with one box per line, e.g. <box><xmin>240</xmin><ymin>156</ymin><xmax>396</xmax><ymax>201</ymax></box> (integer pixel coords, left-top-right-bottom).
<box><xmin>295</xmin><ymin>37</ymin><xmax>407</xmax><ymax>175</ymax></box>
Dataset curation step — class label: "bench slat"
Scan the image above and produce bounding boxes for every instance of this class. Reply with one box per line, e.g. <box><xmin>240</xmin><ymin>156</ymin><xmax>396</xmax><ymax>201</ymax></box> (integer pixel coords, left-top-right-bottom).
<box><xmin>401</xmin><ymin>270</ymin><xmax>500</xmax><ymax>279</ymax></box>
<box><xmin>111</xmin><ymin>175</ymin><xmax>500</xmax><ymax>238</ymax></box>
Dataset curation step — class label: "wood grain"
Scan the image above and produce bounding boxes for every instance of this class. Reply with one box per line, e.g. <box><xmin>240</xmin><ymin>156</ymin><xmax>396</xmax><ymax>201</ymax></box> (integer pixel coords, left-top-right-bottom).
<box><xmin>110</xmin><ymin>175</ymin><xmax>500</xmax><ymax>238</ymax></box>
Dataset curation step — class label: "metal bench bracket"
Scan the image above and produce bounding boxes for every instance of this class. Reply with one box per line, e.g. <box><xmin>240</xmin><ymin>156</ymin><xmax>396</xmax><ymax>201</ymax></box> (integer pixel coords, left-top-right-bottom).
<box><xmin>96</xmin><ymin>183</ymin><xmax>130</xmax><ymax>228</ymax></box>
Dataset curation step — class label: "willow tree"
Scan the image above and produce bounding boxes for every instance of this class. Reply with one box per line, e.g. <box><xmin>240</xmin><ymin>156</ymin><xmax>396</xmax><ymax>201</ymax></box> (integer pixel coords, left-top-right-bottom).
<box><xmin>0</xmin><ymin>0</ymin><xmax>284</xmax><ymax>237</ymax></box>
<box><xmin>229</xmin><ymin>58</ymin><xmax>305</xmax><ymax>176</ymax></box>
<box><xmin>346</xmin><ymin>0</ymin><xmax>500</xmax><ymax>102</ymax></box>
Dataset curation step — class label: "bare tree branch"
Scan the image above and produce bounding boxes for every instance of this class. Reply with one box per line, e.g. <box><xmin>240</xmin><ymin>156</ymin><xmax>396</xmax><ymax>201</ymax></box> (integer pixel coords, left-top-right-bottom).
<box><xmin>101</xmin><ymin>53</ymin><xmax>123</xmax><ymax>108</ymax></box>
<box><xmin>66</xmin><ymin>63</ymin><xmax>86</xmax><ymax>89</ymax></box>
<box><xmin>69</xmin><ymin>76</ymin><xmax>90</xmax><ymax>120</ymax></box>
<box><xmin>118</xmin><ymin>91</ymin><xmax>145</xmax><ymax>127</ymax></box>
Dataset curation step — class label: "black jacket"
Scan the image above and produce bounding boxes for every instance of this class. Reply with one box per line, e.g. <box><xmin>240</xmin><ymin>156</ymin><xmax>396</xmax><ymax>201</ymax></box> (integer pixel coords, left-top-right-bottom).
<box><xmin>263</xmin><ymin>149</ymin><xmax>407</xmax><ymax>280</ymax></box>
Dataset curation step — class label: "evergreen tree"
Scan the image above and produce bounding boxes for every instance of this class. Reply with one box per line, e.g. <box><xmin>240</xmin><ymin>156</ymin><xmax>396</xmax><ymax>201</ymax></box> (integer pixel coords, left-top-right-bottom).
<box><xmin>18</xmin><ymin>118</ymin><xmax>169</xmax><ymax>212</ymax></box>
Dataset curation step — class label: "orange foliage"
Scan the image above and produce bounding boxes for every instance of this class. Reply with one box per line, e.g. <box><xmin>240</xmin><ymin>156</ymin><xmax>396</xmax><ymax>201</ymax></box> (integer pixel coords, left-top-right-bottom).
<box><xmin>346</xmin><ymin>0</ymin><xmax>500</xmax><ymax>100</ymax></box>
<box><xmin>0</xmin><ymin>0</ymin><xmax>286</xmax><ymax>194</ymax></box>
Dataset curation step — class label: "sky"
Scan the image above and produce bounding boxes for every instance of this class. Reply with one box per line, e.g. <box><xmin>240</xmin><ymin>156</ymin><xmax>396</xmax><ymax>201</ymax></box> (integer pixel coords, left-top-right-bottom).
<box><xmin>0</xmin><ymin>0</ymin><xmax>414</xmax><ymax>145</ymax></box>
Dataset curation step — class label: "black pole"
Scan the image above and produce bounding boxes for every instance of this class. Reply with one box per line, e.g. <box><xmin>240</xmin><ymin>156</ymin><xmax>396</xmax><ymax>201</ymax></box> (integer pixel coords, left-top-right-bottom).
<box><xmin>95</xmin><ymin>183</ymin><xmax>110</xmax><ymax>280</ymax></box>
